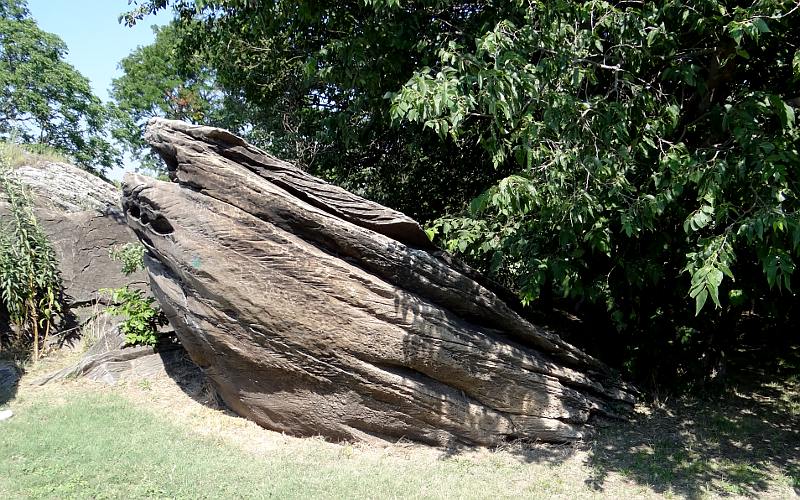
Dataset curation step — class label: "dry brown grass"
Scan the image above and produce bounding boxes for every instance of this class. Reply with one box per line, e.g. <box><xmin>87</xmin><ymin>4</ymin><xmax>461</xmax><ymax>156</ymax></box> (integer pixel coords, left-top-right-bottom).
<box><xmin>0</xmin><ymin>141</ymin><xmax>70</xmax><ymax>169</ymax></box>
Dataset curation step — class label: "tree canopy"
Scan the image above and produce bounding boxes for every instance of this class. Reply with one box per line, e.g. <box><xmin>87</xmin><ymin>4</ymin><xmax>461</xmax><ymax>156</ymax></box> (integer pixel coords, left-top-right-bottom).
<box><xmin>121</xmin><ymin>0</ymin><xmax>511</xmax><ymax>219</ymax></box>
<box><xmin>0</xmin><ymin>0</ymin><xmax>118</xmax><ymax>173</ymax></box>
<box><xmin>110</xmin><ymin>23</ymin><xmax>263</xmax><ymax>172</ymax></box>
<box><xmin>121</xmin><ymin>0</ymin><xmax>800</xmax><ymax>384</ymax></box>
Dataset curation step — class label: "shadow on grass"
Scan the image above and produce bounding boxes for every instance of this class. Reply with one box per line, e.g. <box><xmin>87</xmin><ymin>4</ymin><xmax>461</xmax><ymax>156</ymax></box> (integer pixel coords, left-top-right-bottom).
<box><xmin>585</xmin><ymin>344</ymin><xmax>800</xmax><ymax>498</ymax></box>
<box><xmin>157</xmin><ymin>335</ymin><xmax>799</xmax><ymax>498</ymax></box>
<box><xmin>159</xmin><ymin>348</ymin><xmax>232</xmax><ymax>413</ymax></box>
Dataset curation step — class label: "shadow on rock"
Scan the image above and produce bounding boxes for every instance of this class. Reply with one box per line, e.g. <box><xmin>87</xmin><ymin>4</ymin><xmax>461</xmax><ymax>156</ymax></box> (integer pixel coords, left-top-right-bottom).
<box><xmin>0</xmin><ymin>358</ymin><xmax>20</xmax><ymax>406</ymax></box>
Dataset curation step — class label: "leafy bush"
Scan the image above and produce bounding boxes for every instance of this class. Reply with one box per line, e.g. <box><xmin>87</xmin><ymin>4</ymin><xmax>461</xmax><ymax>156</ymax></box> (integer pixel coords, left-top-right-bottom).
<box><xmin>106</xmin><ymin>243</ymin><xmax>165</xmax><ymax>347</ymax></box>
<box><xmin>0</xmin><ymin>158</ymin><xmax>63</xmax><ymax>358</ymax></box>
<box><xmin>101</xmin><ymin>286</ymin><xmax>165</xmax><ymax>347</ymax></box>
<box><xmin>388</xmin><ymin>1</ymin><xmax>800</xmax><ymax>383</ymax></box>
<box><xmin>109</xmin><ymin>243</ymin><xmax>146</xmax><ymax>276</ymax></box>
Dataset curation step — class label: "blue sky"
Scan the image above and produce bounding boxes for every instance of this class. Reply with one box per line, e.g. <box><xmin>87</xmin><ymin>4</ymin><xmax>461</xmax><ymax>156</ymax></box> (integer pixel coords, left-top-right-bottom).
<box><xmin>26</xmin><ymin>1</ymin><xmax>171</xmax><ymax>179</ymax></box>
<box><xmin>27</xmin><ymin>1</ymin><xmax>171</xmax><ymax>101</ymax></box>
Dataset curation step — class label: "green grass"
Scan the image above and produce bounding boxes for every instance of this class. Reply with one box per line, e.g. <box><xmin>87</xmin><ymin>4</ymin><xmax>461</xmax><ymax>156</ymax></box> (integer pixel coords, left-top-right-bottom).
<box><xmin>2</xmin><ymin>346</ymin><xmax>798</xmax><ymax>499</ymax></box>
<box><xmin>0</xmin><ymin>392</ymin><xmax>589</xmax><ymax>499</ymax></box>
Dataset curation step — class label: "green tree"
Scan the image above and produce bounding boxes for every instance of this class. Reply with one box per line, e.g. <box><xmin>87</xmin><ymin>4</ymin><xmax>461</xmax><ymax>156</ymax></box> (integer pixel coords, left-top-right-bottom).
<box><xmin>389</xmin><ymin>1</ymin><xmax>800</xmax><ymax>380</ymax></box>
<box><xmin>0</xmin><ymin>0</ymin><xmax>119</xmax><ymax>173</ymax></box>
<box><xmin>126</xmin><ymin>0</ymin><xmax>800</xmax><ymax>384</ymax></box>
<box><xmin>110</xmin><ymin>23</ymin><xmax>256</xmax><ymax>172</ymax></box>
<box><xmin>121</xmin><ymin>1</ymin><xmax>509</xmax><ymax>220</ymax></box>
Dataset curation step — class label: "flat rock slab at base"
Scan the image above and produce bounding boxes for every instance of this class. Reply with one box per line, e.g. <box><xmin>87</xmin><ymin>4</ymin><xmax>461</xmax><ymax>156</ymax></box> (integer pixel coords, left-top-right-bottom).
<box><xmin>36</xmin><ymin>325</ymin><xmax>190</xmax><ymax>386</ymax></box>
<box><xmin>73</xmin><ymin>348</ymin><xmax>187</xmax><ymax>385</ymax></box>
<box><xmin>122</xmin><ymin>118</ymin><xmax>637</xmax><ymax>446</ymax></box>
<box><xmin>35</xmin><ymin>346</ymin><xmax>179</xmax><ymax>386</ymax></box>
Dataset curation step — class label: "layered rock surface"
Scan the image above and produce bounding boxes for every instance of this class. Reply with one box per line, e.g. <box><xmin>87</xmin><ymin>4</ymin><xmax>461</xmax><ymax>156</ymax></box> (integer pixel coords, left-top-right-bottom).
<box><xmin>122</xmin><ymin>118</ymin><xmax>636</xmax><ymax>445</ymax></box>
<box><xmin>12</xmin><ymin>161</ymin><xmax>119</xmax><ymax>213</ymax></box>
<box><xmin>0</xmin><ymin>161</ymin><xmax>148</xmax><ymax>308</ymax></box>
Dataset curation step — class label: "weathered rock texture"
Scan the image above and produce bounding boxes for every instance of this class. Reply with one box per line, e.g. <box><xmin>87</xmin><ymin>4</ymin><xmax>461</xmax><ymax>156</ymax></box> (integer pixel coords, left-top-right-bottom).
<box><xmin>12</xmin><ymin>161</ymin><xmax>119</xmax><ymax>213</ymax></box>
<box><xmin>1</xmin><ymin>162</ymin><xmax>148</xmax><ymax>306</ymax></box>
<box><xmin>122</xmin><ymin>118</ymin><xmax>636</xmax><ymax>446</ymax></box>
<box><xmin>38</xmin><ymin>209</ymin><xmax>148</xmax><ymax>306</ymax></box>
<box><xmin>1</xmin><ymin>161</ymin><xmax>148</xmax><ymax>335</ymax></box>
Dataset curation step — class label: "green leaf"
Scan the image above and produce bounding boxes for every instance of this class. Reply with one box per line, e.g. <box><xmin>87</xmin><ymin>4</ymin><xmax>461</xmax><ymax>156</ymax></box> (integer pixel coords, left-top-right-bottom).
<box><xmin>706</xmin><ymin>267</ymin><xmax>721</xmax><ymax>286</ymax></box>
<box><xmin>728</xmin><ymin>25</ymin><xmax>744</xmax><ymax>45</ymax></box>
<box><xmin>666</xmin><ymin>104</ymin><xmax>680</xmax><ymax>128</ymax></box>
<box><xmin>752</xmin><ymin>18</ymin><xmax>770</xmax><ymax>34</ymax></box>
<box><xmin>646</xmin><ymin>28</ymin><xmax>659</xmax><ymax>47</ymax></box>
<box><xmin>694</xmin><ymin>288</ymin><xmax>708</xmax><ymax>316</ymax></box>
<box><xmin>794</xmin><ymin>50</ymin><xmax>800</xmax><ymax>78</ymax></box>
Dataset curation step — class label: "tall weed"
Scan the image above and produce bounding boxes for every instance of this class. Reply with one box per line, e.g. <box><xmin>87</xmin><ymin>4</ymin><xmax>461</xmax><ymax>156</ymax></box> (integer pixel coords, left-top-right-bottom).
<box><xmin>0</xmin><ymin>155</ymin><xmax>64</xmax><ymax>358</ymax></box>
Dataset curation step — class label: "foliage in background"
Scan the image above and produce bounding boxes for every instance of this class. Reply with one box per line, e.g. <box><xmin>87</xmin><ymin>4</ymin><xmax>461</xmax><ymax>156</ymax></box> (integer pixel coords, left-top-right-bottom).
<box><xmin>0</xmin><ymin>155</ymin><xmax>63</xmax><ymax>359</ymax></box>
<box><xmin>0</xmin><ymin>0</ymin><xmax>119</xmax><ymax>174</ymax></box>
<box><xmin>124</xmin><ymin>0</ymin><xmax>799</xmax><ymax>385</ymax></box>
<box><xmin>120</xmin><ymin>0</ymin><xmax>509</xmax><ymax>221</ymax></box>
<box><xmin>104</xmin><ymin>243</ymin><xmax>165</xmax><ymax>347</ymax></box>
<box><xmin>109</xmin><ymin>23</ymin><xmax>264</xmax><ymax>174</ymax></box>
<box><xmin>389</xmin><ymin>0</ymin><xmax>800</xmax><ymax>380</ymax></box>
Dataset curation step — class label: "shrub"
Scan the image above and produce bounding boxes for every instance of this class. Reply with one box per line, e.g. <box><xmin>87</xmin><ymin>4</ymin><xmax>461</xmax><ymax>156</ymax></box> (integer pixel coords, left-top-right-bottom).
<box><xmin>388</xmin><ymin>1</ymin><xmax>800</xmax><ymax>385</ymax></box>
<box><xmin>109</xmin><ymin>242</ymin><xmax>146</xmax><ymax>276</ymax></box>
<box><xmin>101</xmin><ymin>286</ymin><xmax>165</xmax><ymax>347</ymax></box>
<box><xmin>0</xmin><ymin>157</ymin><xmax>63</xmax><ymax>358</ymax></box>
<box><xmin>105</xmin><ymin>243</ymin><xmax>166</xmax><ymax>347</ymax></box>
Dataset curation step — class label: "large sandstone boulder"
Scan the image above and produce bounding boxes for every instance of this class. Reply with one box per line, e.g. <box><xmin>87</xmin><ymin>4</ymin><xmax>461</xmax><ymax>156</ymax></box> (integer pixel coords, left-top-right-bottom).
<box><xmin>2</xmin><ymin>159</ymin><xmax>190</xmax><ymax>391</ymax></box>
<box><xmin>122</xmin><ymin>118</ymin><xmax>637</xmax><ymax>446</ymax></box>
<box><xmin>0</xmin><ymin>159</ymin><xmax>149</xmax><ymax>346</ymax></box>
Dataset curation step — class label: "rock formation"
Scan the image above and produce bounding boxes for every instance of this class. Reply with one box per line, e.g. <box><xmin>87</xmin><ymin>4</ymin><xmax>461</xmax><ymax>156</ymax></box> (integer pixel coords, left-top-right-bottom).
<box><xmin>0</xmin><ymin>161</ymin><xmax>148</xmax><ymax>313</ymax></box>
<box><xmin>12</xmin><ymin>161</ymin><xmax>119</xmax><ymax>213</ymax></box>
<box><xmin>123</xmin><ymin>118</ymin><xmax>637</xmax><ymax>446</ymax></box>
<box><xmin>0</xmin><ymin>160</ymin><xmax>185</xmax><ymax>384</ymax></box>
<box><xmin>0</xmin><ymin>359</ymin><xmax>19</xmax><ymax>404</ymax></box>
